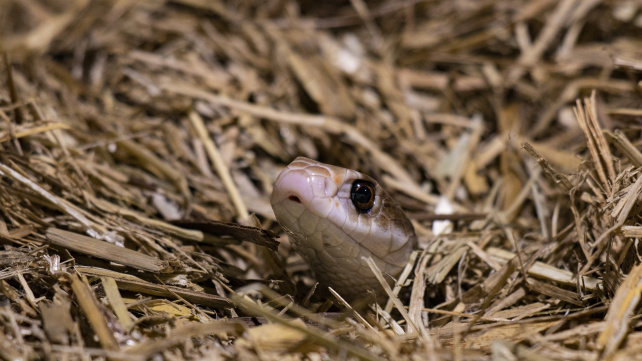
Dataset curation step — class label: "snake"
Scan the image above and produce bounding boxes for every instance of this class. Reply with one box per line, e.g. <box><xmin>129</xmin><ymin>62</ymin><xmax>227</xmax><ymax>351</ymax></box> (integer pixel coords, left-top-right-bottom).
<box><xmin>270</xmin><ymin>157</ymin><xmax>417</xmax><ymax>299</ymax></box>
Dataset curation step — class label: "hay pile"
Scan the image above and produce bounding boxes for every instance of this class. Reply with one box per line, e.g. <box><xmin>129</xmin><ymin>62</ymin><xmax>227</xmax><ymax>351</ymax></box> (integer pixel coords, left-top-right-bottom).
<box><xmin>1</xmin><ymin>0</ymin><xmax>642</xmax><ymax>359</ymax></box>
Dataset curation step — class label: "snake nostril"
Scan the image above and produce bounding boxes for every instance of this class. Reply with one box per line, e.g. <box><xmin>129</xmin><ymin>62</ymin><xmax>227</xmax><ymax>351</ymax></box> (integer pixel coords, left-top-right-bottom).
<box><xmin>288</xmin><ymin>195</ymin><xmax>302</xmax><ymax>203</ymax></box>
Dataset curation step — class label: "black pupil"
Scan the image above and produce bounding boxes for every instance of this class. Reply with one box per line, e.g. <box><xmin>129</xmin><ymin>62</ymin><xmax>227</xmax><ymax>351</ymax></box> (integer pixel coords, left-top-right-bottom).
<box><xmin>351</xmin><ymin>181</ymin><xmax>375</xmax><ymax>212</ymax></box>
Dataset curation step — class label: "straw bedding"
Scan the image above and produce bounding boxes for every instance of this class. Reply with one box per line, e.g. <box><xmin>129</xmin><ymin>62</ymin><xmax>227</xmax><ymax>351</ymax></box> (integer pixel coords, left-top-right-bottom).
<box><xmin>1</xmin><ymin>1</ymin><xmax>642</xmax><ymax>360</ymax></box>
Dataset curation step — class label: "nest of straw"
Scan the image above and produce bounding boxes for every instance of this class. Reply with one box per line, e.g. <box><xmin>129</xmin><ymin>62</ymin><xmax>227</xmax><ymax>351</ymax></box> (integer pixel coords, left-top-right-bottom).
<box><xmin>1</xmin><ymin>0</ymin><xmax>642</xmax><ymax>360</ymax></box>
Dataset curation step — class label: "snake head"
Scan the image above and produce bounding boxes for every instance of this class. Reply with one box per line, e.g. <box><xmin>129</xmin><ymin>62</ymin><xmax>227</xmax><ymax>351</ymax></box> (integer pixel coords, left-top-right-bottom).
<box><xmin>271</xmin><ymin>157</ymin><xmax>416</xmax><ymax>300</ymax></box>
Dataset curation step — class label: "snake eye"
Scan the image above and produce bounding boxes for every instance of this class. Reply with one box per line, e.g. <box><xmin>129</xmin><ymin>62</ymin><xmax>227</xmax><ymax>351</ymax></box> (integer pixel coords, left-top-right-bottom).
<box><xmin>350</xmin><ymin>180</ymin><xmax>375</xmax><ymax>213</ymax></box>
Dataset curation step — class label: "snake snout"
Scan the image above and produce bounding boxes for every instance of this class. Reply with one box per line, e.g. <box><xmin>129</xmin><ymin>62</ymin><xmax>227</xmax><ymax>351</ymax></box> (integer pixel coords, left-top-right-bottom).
<box><xmin>271</xmin><ymin>169</ymin><xmax>314</xmax><ymax>209</ymax></box>
<box><xmin>271</xmin><ymin>168</ymin><xmax>340</xmax><ymax>211</ymax></box>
